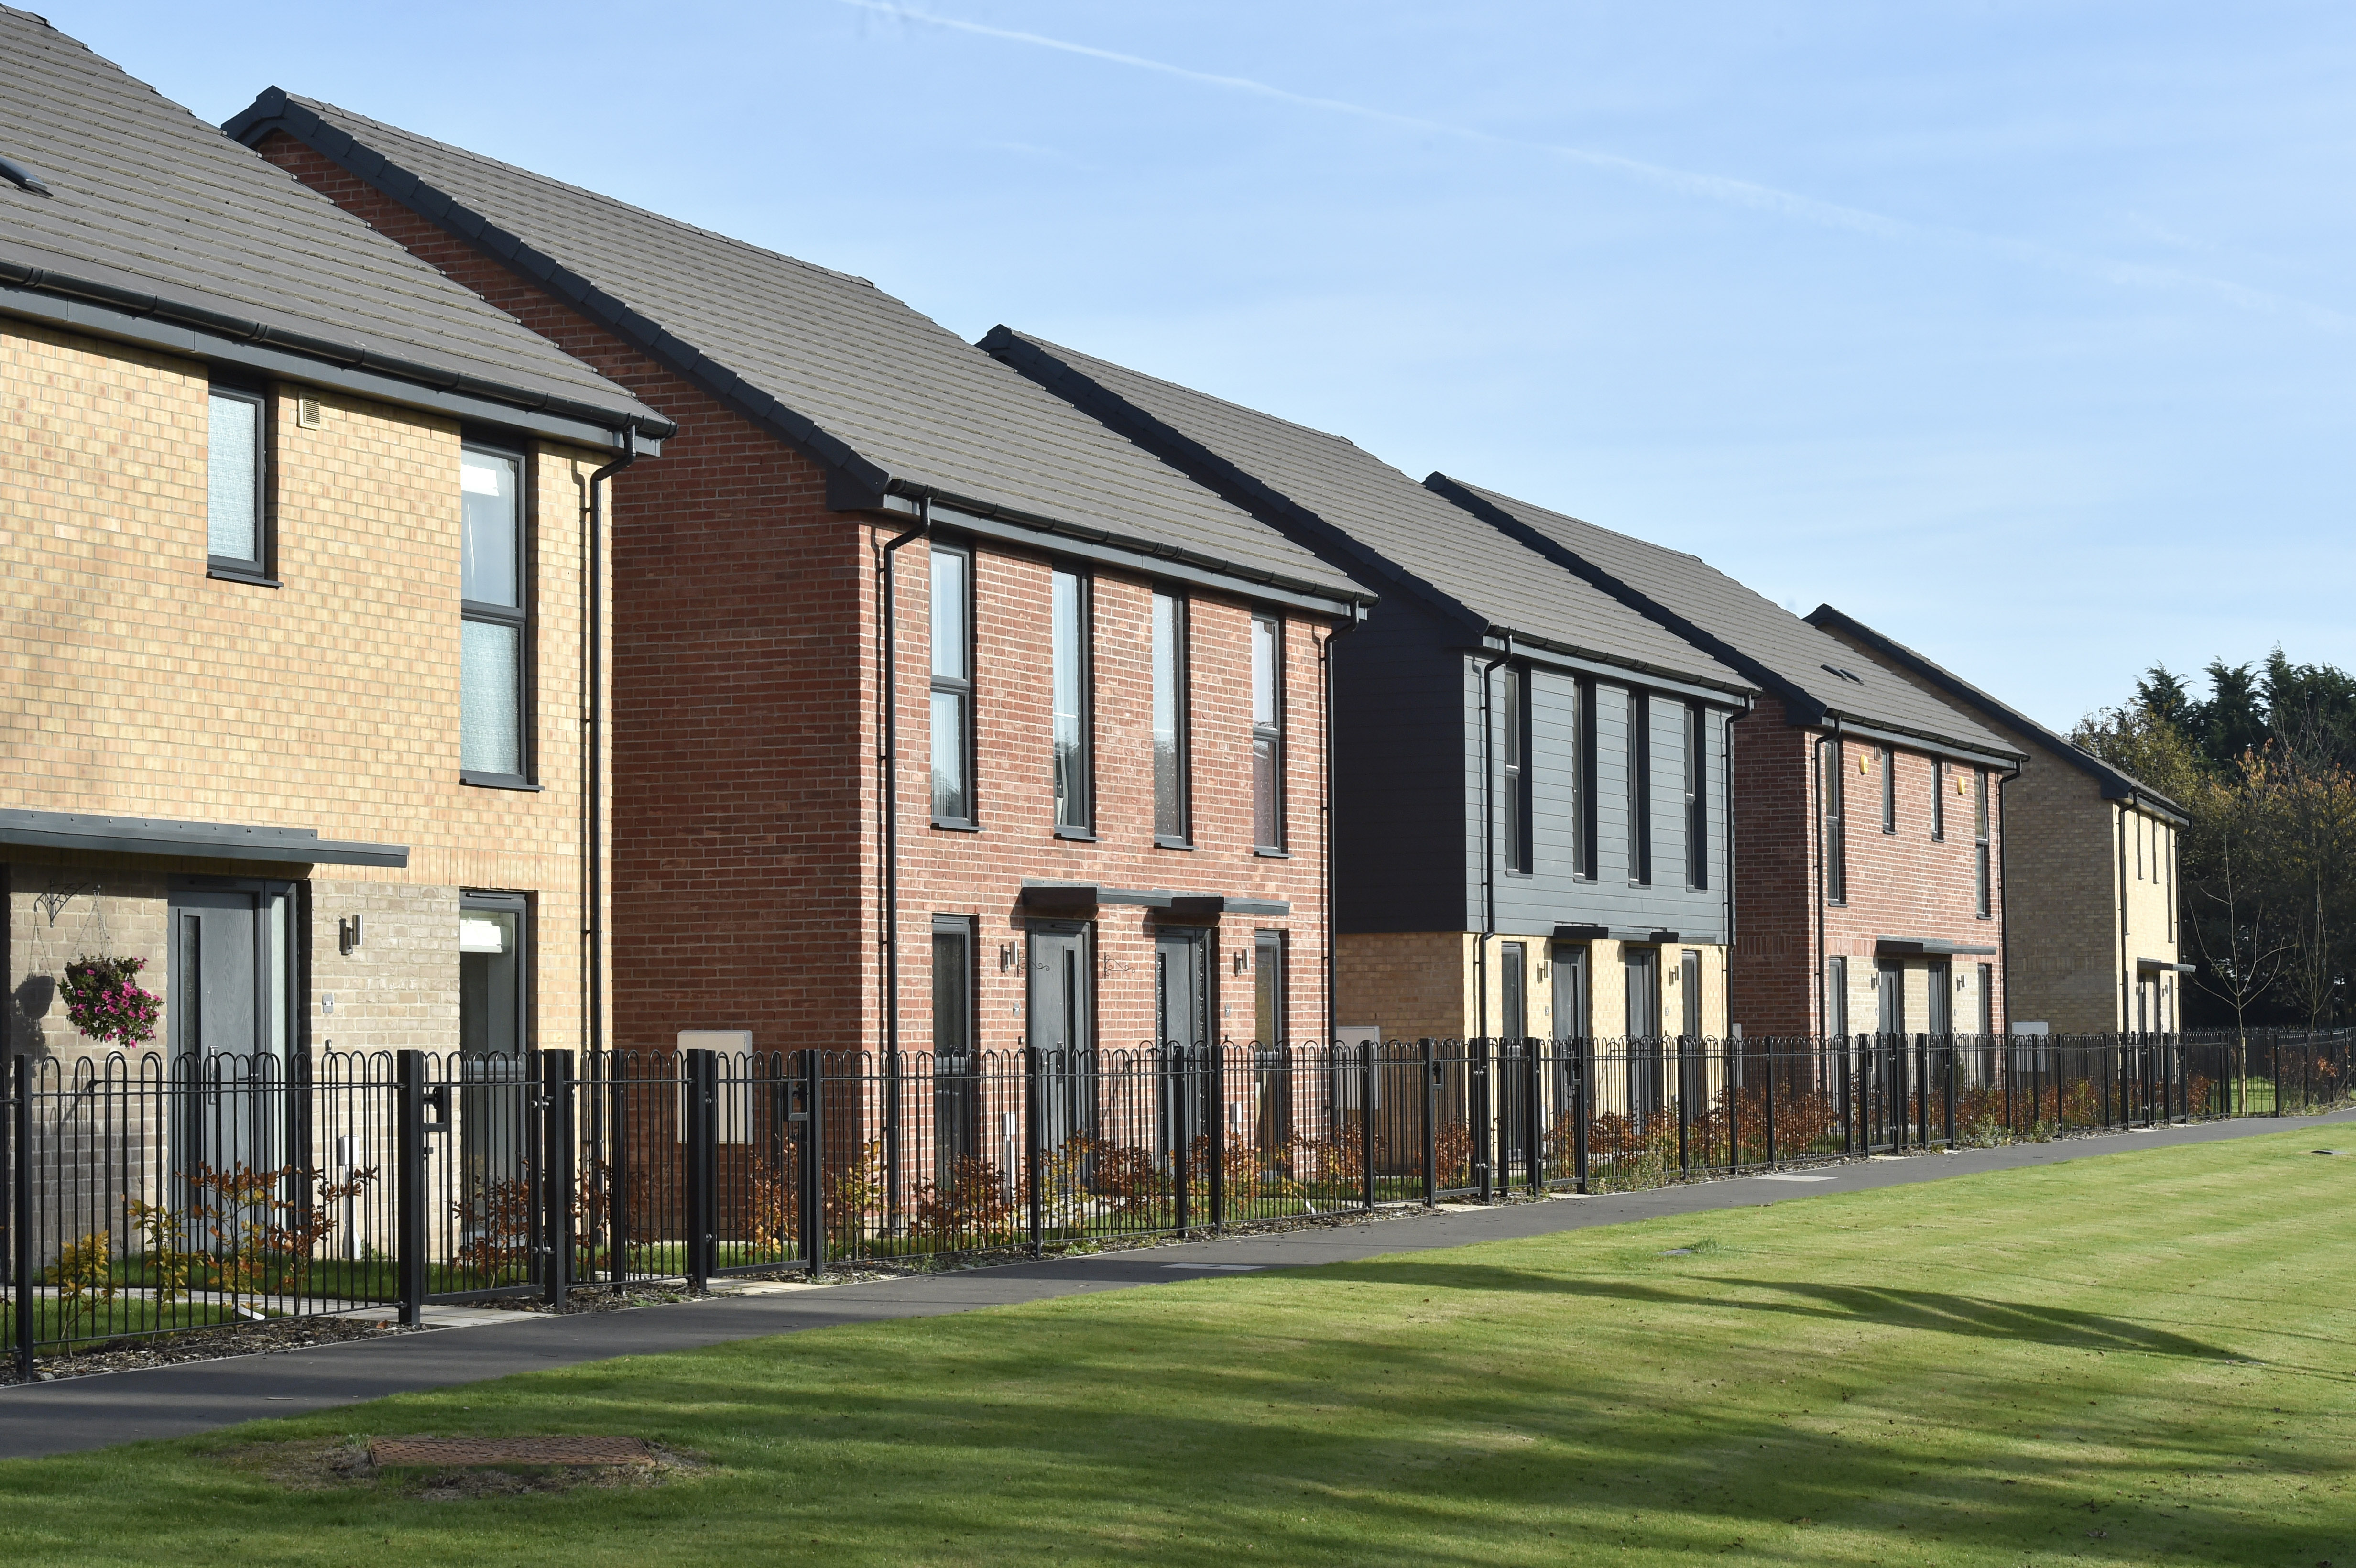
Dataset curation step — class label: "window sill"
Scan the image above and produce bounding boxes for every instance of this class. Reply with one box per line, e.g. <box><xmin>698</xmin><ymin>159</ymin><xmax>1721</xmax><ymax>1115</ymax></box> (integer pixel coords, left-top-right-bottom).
<box><xmin>207</xmin><ymin>565</ymin><xmax>281</xmax><ymax>589</ymax></box>
<box><xmin>1053</xmin><ymin>827</ymin><xmax>1097</xmax><ymax>843</ymax></box>
<box><xmin>462</xmin><ymin>772</ymin><xmax>542</xmax><ymax>792</ymax></box>
<box><xmin>1154</xmin><ymin>837</ymin><xmax>1196</xmax><ymax>851</ymax></box>
<box><xmin>1253</xmin><ymin>848</ymin><xmax>1290</xmax><ymax>859</ymax></box>
<box><xmin>931</xmin><ymin>819</ymin><xmax>983</xmax><ymax>834</ymax></box>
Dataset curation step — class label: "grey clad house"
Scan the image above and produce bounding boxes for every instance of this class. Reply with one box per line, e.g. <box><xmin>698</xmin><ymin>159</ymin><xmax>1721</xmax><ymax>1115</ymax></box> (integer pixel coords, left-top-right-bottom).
<box><xmin>1426</xmin><ymin>477</ymin><xmax>2025</xmax><ymax>1043</ymax></box>
<box><xmin>985</xmin><ymin>329</ymin><xmax>1760</xmax><ymax>1053</ymax></box>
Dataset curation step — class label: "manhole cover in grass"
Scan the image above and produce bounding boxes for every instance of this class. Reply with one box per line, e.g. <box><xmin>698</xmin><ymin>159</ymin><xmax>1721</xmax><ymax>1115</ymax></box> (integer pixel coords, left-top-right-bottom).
<box><xmin>371</xmin><ymin>1437</ymin><xmax>654</xmax><ymax>1468</ymax></box>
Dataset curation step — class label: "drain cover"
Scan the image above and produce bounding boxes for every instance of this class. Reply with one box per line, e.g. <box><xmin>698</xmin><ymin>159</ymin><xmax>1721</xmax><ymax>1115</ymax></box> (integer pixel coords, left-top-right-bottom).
<box><xmin>370</xmin><ymin>1436</ymin><xmax>653</xmax><ymax>1468</ymax></box>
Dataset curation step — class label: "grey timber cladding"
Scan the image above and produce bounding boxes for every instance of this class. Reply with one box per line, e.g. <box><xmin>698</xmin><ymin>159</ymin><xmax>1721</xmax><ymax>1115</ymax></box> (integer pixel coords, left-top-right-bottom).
<box><xmin>1331</xmin><ymin>594</ymin><xmax>1470</xmax><ymax>934</ymax></box>
<box><xmin>0</xmin><ymin>11</ymin><xmax>659</xmax><ymax>429</ymax></box>
<box><xmin>240</xmin><ymin>95</ymin><xmax>1358</xmax><ymax>601</ymax></box>
<box><xmin>1434</xmin><ymin>476</ymin><xmax>2021</xmax><ymax>758</ymax></box>
<box><xmin>986</xmin><ymin>331</ymin><xmax>1751</xmax><ymax>693</ymax></box>
<box><xmin>1476</xmin><ymin>664</ymin><xmax>1731</xmax><ymax>942</ymax></box>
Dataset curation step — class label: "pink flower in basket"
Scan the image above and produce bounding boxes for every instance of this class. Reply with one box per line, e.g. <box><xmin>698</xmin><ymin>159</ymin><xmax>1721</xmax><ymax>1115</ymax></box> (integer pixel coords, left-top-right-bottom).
<box><xmin>61</xmin><ymin>955</ymin><xmax>162</xmax><ymax>1050</ymax></box>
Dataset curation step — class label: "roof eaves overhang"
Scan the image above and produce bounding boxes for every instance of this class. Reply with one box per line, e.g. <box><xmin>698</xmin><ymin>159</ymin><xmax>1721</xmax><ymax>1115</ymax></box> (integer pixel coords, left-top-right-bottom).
<box><xmin>0</xmin><ymin>261</ymin><xmax>669</xmax><ymax>451</ymax></box>
<box><xmin>1461</xmin><ymin>632</ymin><xmax>1754</xmax><ymax>707</ymax></box>
<box><xmin>1805</xmin><ymin>604</ymin><xmax>2178</xmax><ymax>816</ymax></box>
<box><xmin>0</xmin><ymin>808</ymin><xmax>407</xmax><ymax>869</ymax></box>
<box><xmin>982</xmin><ymin>327</ymin><xmax>1474</xmax><ymax>636</ymax></box>
<box><xmin>223</xmin><ymin>91</ymin><xmax>887</xmax><ymax>494</ymax></box>
<box><xmin>903</xmin><ymin>491</ymin><xmax>1369</xmax><ymax>620</ymax></box>
<box><xmin>1425</xmin><ymin>473</ymin><xmax>1798</xmax><ymax>718</ymax></box>
<box><xmin>1820</xmin><ymin>710</ymin><xmax>2024</xmax><ymax>771</ymax></box>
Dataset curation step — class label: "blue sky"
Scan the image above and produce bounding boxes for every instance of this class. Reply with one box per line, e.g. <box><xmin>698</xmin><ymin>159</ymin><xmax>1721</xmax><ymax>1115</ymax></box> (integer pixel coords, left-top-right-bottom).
<box><xmin>58</xmin><ymin>1</ymin><xmax>2355</xmax><ymax>730</ymax></box>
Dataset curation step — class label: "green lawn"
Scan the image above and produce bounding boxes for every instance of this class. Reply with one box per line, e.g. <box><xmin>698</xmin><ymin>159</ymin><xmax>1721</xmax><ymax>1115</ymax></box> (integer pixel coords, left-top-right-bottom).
<box><xmin>2</xmin><ymin>1130</ymin><xmax>2349</xmax><ymax>1566</ymax></box>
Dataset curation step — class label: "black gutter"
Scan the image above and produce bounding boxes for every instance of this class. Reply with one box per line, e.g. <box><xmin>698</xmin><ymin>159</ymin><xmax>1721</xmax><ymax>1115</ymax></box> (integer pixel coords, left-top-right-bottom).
<box><xmin>0</xmin><ymin>257</ymin><xmax>672</xmax><ymax>443</ymax></box>
<box><xmin>224</xmin><ymin>90</ymin><xmax>879</xmax><ymax>506</ymax></box>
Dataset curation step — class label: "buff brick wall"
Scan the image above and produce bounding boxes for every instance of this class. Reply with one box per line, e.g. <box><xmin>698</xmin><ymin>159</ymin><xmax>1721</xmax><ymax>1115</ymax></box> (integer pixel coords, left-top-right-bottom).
<box><xmin>0</xmin><ymin>317</ymin><xmax>605</xmax><ymax>1064</ymax></box>
<box><xmin>256</xmin><ymin>133</ymin><xmax>1338</xmax><ymax>1061</ymax></box>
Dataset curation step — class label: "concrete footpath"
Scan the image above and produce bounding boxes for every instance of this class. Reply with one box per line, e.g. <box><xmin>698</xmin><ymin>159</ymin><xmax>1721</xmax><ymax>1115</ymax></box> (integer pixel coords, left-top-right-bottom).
<box><xmin>3</xmin><ymin>1109</ymin><xmax>2348</xmax><ymax>1461</ymax></box>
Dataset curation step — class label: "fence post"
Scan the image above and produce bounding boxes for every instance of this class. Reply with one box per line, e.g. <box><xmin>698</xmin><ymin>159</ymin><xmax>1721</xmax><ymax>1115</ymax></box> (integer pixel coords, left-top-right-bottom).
<box><xmin>1944</xmin><ymin>1035</ymin><xmax>1957</xmax><ymax>1149</ymax></box>
<box><xmin>544</xmin><ymin>1049</ymin><xmax>577</xmax><ymax>1309</ymax></box>
<box><xmin>1724</xmin><ymin>1039</ymin><xmax>1740</xmax><ymax>1176</ymax></box>
<box><xmin>11</xmin><ymin>1053</ymin><xmax>32</xmax><ymax>1377</ymax></box>
<box><xmin>1764</xmin><ymin>1042</ymin><xmax>1778</xmax><ymax>1167</ymax></box>
<box><xmin>1524</xmin><ymin>1038</ymin><xmax>1543</xmax><ymax>1192</ymax></box>
<box><xmin>683</xmin><ymin>1049</ymin><xmax>713</xmax><ymax>1291</ymax></box>
<box><xmin>395</xmin><ymin>1050</ymin><xmax>426</xmax><ymax>1328</ymax></box>
<box><xmin>1855</xmin><ymin>1035</ymin><xmax>1870</xmax><ymax>1153</ymax></box>
<box><xmin>801</xmin><ymin>1048</ymin><xmax>825</xmax><ymax>1279</ymax></box>
<box><xmin>1172</xmin><ymin>1045</ymin><xmax>1192</xmax><ymax>1240</ymax></box>
<box><xmin>1208</xmin><ymin>1043</ymin><xmax>1226</xmax><ymax>1234</ymax></box>
<box><xmin>1472</xmin><ymin>1037</ymin><xmax>1493</xmax><ymax>1201</ymax></box>
<box><xmin>1419</xmin><ymin>1038</ymin><xmax>1438</xmax><ymax>1206</ymax></box>
<box><xmin>1024</xmin><ymin>1045</ymin><xmax>1043</xmax><ymax>1258</ymax></box>
<box><xmin>1572</xmin><ymin>1037</ymin><xmax>1590</xmax><ymax>1195</ymax></box>
<box><xmin>607</xmin><ymin>1062</ymin><xmax>629</xmax><ymax>1288</ymax></box>
<box><xmin>1675</xmin><ymin>1036</ymin><xmax>1691</xmax><ymax>1176</ymax></box>
<box><xmin>1360</xmin><ymin>1040</ymin><xmax>1377</xmax><ymax>1213</ymax></box>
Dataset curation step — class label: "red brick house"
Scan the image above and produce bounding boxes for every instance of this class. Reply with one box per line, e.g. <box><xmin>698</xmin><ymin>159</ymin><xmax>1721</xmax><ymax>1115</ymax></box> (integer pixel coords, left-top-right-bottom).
<box><xmin>1427</xmin><ymin>478</ymin><xmax>2026</xmax><ymax>1040</ymax></box>
<box><xmin>229</xmin><ymin>92</ymin><xmax>1371</xmax><ymax>1088</ymax></box>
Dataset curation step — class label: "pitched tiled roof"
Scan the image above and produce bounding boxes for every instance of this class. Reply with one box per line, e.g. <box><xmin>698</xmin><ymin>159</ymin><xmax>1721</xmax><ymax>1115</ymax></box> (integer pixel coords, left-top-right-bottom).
<box><xmin>1807</xmin><ymin>605</ymin><xmax>2183</xmax><ymax>818</ymax></box>
<box><xmin>0</xmin><ymin>9</ymin><xmax>664</xmax><ymax>435</ymax></box>
<box><xmin>227</xmin><ymin>92</ymin><xmax>1362</xmax><ymax>606</ymax></box>
<box><xmin>1429</xmin><ymin>476</ymin><xmax>2020</xmax><ymax>758</ymax></box>
<box><xmin>983</xmin><ymin>330</ymin><xmax>1752</xmax><ymax>694</ymax></box>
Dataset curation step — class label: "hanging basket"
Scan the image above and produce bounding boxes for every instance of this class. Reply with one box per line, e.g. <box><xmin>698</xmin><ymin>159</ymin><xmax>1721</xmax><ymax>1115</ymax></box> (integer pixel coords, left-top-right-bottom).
<box><xmin>61</xmin><ymin>954</ymin><xmax>162</xmax><ymax>1051</ymax></box>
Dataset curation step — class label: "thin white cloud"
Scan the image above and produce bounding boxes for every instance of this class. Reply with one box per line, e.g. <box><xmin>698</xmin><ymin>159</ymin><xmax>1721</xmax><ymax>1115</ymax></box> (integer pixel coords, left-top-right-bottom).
<box><xmin>831</xmin><ymin>0</ymin><xmax>2349</xmax><ymax>330</ymax></box>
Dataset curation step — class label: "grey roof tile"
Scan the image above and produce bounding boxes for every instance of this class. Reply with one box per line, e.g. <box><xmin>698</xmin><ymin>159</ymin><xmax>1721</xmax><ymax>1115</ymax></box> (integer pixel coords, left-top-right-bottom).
<box><xmin>990</xmin><ymin>331</ymin><xmax>1751</xmax><ymax>693</ymax></box>
<box><xmin>249</xmin><ymin>94</ymin><xmax>1360</xmax><ymax>602</ymax></box>
<box><xmin>0</xmin><ymin>9</ymin><xmax>659</xmax><ymax>430</ymax></box>
<box><xmin>1435</xmin><ymin>476</ymin><xmax>2020</xmax><ymax>757</ymax></box>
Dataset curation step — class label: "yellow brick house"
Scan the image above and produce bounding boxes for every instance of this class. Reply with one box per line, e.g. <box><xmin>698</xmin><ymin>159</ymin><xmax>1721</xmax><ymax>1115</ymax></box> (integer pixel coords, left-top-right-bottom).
<box><xmin>0</xmin><ymin>11</ymin><xmax>671</xmax><ymax>1083</ymax></box>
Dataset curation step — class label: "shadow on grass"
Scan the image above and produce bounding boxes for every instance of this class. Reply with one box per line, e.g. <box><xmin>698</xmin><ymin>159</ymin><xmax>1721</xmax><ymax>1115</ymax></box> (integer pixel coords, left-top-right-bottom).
<box><xmin>1325</xmin><ymin>1262</ymin><xmax>2238</xmax><ymax>1361</ymax></box>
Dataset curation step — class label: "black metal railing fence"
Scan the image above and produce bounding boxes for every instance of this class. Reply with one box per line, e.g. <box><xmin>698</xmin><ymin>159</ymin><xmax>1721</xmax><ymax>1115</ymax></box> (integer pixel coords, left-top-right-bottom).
<box><xmin>6</xmin><ymin>1027</ymin><xmax>2348</xmax><ymax>1373</ymax></box>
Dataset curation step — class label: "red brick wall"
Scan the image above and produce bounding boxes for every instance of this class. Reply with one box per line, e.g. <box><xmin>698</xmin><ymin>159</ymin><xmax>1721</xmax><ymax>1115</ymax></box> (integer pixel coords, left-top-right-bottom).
<box><xmin>259</xmin><ymin>133</ymin><xmax>1337</xmax><ymax>1058</ymax></box>
<box><xmin>1731</xmin><ymin>708</ymin><xmax>2007</xmax><ymax>1037</ymax></box>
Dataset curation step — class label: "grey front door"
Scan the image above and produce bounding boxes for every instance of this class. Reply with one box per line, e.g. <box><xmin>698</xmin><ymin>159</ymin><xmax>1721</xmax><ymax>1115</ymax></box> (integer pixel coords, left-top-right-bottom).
<box><xmin>1155</xmin><ymin>927</ymin><xmax>1212</xmax><ymax>1158</ymax></box>
<box><xmin>1625</xmin><ymin>947</ymin><xmax>1661</xmax><ymax>1122</ymax></box>
<box><xmin>170</xmin><ymin>883</ymin><xmax>292</xmax><ymax>1174</ymax></box>
<box><xmin>1877</xmin><ymin>960</ymin><xmax>1908</xmax><ymax>1037</ymax></box>
<box><xmin>1927</xmin><ymin>960</ymin><xmax>1952</xmax><ymax>1037</ymax></box>
<box><xmin>1028</xmin><ymin>924</ymin><xmax>1094</xmax><ymax>1151</ymax></box>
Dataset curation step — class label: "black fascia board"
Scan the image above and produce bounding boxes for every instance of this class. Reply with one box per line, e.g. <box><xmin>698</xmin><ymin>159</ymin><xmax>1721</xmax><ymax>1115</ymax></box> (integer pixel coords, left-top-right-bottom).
<box><xmin>1459</xmin><ymin>636</ymin><xmax>1753</xmax><ymax>708</ymax></box>
<box><xmin>1806</xmin><ymin>603</ymin><xmax>2186</xmax><ymax>824</ymax></box>
<box><xmin>0</xmin><ymin>280</ymin><xmax>654</xmax><ymax>453</ymax></box>
<box><xmin>1818</xmin><ymin>714</ymin><xmax>2023</xmax><ymax>772</ymax></box>
<box><xmin>225</xmin><ymin>91</ymin><xmax>883</xmax><ymax>505</ymax></box>
<box><xmin>0</xmin><ymin>258</ymin><xmax>671</xmax><ymax>446</ymax></box>
<box><xmin>907</xmin><ymin>497</ymin><xmax>1368</xmax><ymax>619</ymax></box>
<box><xmin>982</xmin><ymin>326</ymin><xmax>1484</xmax><ymax>643</ymax></box>
<box><xmin>1424</xmin><ymin>471</ymin><xmax>1828</xmax><ymax>727</ymax></box>
<box><xmin>0</xmin><ymin>808</ymin><xmax>407</xmax><ymax>868</ymax></box>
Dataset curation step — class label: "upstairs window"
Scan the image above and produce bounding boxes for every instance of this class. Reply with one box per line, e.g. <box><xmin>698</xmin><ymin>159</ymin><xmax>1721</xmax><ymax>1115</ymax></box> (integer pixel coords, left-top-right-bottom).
<box><xmin>1574</xmin><ymin>677</ymin><xmax>1597</xmax><ymax>879</ymax></box>
<box><xmin>1252</xmin><ymin>614</ymin><xmax>1285</xmax><ymax>851</ymax></box>
<box><xmin>459</xmin><ymin>443</ymin><xmax>528</xmax><ymax>784</ymax></box>
<box><xmin>1974</xmin><ymin>769</ymin><xmax>1992</xmax><ymax>918</ymax></box>
<box><xmin>1823</xmin><ymin>739</ymin><xmax>1847</xmax><ymax>904</ymax></box>
<box><xmin>1626</xmin><ymin>690</ymin><xmax>1651</xmax><ymax>886</ymax></box>
<box><xmin>1684</xmin><ymin>702</ymin><xmax>1708</xmax><ymax>892</ymax></box>
<box><xmin>929</xmin><ymin>541</ymin><xmax>974</xmax><ymax>826</ymax></box>
<box><xmin>1152</xmin><ymin>591</ymin><xmax>1189</xmax><ymax>845</ymax></box>
<box><xmin>1879</xmin><ymin>746</ymin><xmax>1897</xmax><ymax>834</ymax></box>
<box><xmin>207</xmin><ymin>382</ymin><xmax>271</xmax><ymax>582</ymax></box>
<box><xmin>1502</xmin><ymin>665</ymin><xmax>1530</xmax><ymax>875</ymax></box>
<box><xmin>1931</xmin><ymin>759</ymin><xmax>1946</xmax><ymax>841</ymax></box>
<box><xmin>1050</xmin><ymin>569</ymin><xmax>1092</xmax><ymax>836</ymax></box>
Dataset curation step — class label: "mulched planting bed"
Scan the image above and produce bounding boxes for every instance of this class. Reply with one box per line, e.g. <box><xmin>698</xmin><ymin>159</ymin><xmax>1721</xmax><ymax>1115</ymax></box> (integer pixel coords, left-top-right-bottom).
<box><xmin>217</xmin><ymin>1435</ymin><xmax>702</xmax><ymax>1500</ymax></box>
<box><xmin>0</xmin><ymin>1315</ymin><xmax>411</xmax><ymax>1386</ymax></box>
